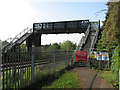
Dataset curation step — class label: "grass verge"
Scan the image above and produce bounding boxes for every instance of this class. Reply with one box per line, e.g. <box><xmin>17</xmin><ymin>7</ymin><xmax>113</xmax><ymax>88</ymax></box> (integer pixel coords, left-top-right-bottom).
<box><xmin>25</xmin><ymin>64</ymin><xmax>80</xmax><ymax>89</ymax></box>
<box><xmin>97</xmin><ymin>70</ymin><xmax>118</xmax><ymax>89</ymax></box>
<box><xmin>43</xmin><ymin>71</ymin><xmax>79</xmax><ymax>88</ymax></box>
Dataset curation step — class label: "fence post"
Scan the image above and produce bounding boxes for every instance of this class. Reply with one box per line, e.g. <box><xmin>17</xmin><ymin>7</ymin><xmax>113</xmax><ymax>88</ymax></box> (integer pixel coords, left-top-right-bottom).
<box><xmin>65</xmin><ymin>50</ymin><xmax>67</xmax><ymax>67</ymax></box>
<box><xmin>67</xmin><ymin>51</ymin><xmax>69</xmax><ymax>66</ymax></box>
<box><xmin>53</xmin><ymin>49</ymin><xmax>55</xmax><ymax>74</ymax></box>
<box><xmin>31</xmin><ymin>45</ymin><xmax>34</xmax><ymax>85</ymax></box>
<box><xmin>0</xmin><ymin>41</ymin><xmax>2</xmax><ymax>89</ymax></box>
<box><xmin>72</xmin><ymin>51</ymin><xmax>74</xmax><ymax>65</ymax></box>
<box><xmin>87</xmin><ymin>51</ymin><xmax>89</xmax><ymax>68</ymax></box>
<box><xmin>108</xmin><ymin>60</ymin><xmax>109</xmax><ymax>69</ymax></box>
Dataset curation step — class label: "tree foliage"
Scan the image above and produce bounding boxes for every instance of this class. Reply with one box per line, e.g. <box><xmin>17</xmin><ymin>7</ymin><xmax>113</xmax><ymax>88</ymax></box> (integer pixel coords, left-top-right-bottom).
<box><xmin>60</xmin><ymin>40</ymin><xmax>76</xmax><ymax>50</ymax></box>
<box><xmin>96</xmin><ymin>2</ymin><xmax>120</xmax><ymax>88</ymax></box>
<box><xmin>20</xmin><ymin>44</ymin><xmax>26</xmax><ymax>50</ymax></box>
<box><xmin>40</xmin><ymin>41</ymin><xmax>76</xmax><ymax>50</ymax></box>
<box><xmin>48</xmin><ymin>43</ymin><xmax>60</xmax><ymax>50</ymax></box>
<box><xmin>97</xmin><ymin>2</ymin><xmax>120</xmax><ymax>51</ymax></box>
<box><xmin>2</xmin><ymin>40</ymin><xmax>8</xmax><ymax>47</ymax></box>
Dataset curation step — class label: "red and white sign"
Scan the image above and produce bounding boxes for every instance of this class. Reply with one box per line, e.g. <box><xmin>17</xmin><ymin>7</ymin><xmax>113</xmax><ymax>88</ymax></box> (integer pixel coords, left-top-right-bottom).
<box><xmin>75</xmin><ymin>51</ymin><xmax>87</xmax><ymax>62</ymax></box>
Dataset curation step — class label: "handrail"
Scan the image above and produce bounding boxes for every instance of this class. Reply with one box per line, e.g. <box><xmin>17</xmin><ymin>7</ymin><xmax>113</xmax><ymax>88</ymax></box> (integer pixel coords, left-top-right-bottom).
<box><xmin>72</xmin><ymin>24</ymin><xmax>90</xmax><ymax>61</ymax></box>
<box><xmin>83</xmin><ymin>24</ymin><xmax>91</xmax><ymax>44</ymax></box>
<box><xmin>76</xmin><ymin>36</ymin><xmax>84</xmax><ymax>51</ymax></box>
<box><xmin>75</xmin><ymin>24</ymin><xmax>90</xmax><ymax>51</ymax></box>
<box><xmin>2</xmin><ymin>28</ymin><xmax>33</xmax><ymax>52</ymax></box>
<box><xmin>89</xmin><ymin>21</ymin><xmax>100</xmax><ymax>53</ymax></box>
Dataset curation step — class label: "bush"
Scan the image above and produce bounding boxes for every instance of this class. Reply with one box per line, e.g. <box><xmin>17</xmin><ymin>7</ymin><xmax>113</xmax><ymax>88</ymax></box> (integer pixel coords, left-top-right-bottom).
<box><xmin>110</xmin><ymin>46</ymin><xmax>120</xmax><ymax>88</ymax></box>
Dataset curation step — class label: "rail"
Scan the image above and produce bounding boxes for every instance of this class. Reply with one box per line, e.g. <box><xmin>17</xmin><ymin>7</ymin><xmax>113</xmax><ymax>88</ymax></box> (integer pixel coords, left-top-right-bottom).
<box><xmin>89</xmin><ymin>21</ymin><xmax>100</xmax><ymax>53</ymax></box>
<box><xmin>76</xmin><ymin>24</ymin><xmax>90</xmax><ymax>51</ymax></box>
<box><xmin>72</xmin><ymin>24</ymin><xmax>90</xmax><ymax>61</ymax></box>
<box><xmin>2</xmin><ymin>28</ymin><xmax>33</xmax><ymax>52</ymax></box>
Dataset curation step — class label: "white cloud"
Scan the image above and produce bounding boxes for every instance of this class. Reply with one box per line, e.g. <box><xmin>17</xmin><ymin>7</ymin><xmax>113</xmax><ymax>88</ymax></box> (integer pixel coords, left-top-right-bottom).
<box><xmin>0</xmin><ymin>0</ymin><xmax>38</xmax><ymax>40</ymax></box>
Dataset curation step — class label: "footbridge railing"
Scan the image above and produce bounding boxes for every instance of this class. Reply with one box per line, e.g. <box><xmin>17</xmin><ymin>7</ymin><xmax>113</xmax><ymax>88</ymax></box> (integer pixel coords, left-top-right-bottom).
<box><xmin>2</xmin><ymin>28</ymin><xmax>33</xmax><ymax>52</ymax></box>
<box><xmin>76</xmin><ymin>24</ymin><xmax>91</xmax><ymax>51</ymax></box>
<box><xmin>89</xmin><ymin>21</ymin><xmax>100</xmax><ymax>53</ymax></box>
<box><xmin>72</xmin><ymin>24</ymin><xmax>90</xmax><ymax>62</ymax></box>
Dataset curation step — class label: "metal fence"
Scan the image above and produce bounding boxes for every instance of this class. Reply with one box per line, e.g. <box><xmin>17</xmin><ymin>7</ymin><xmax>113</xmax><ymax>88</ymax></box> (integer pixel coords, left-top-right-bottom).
<box><xmin>1</xmin><ymin>47</ymin><xmax>74</xmax><ymax>89</ymax></box>
<box><xmin>0</xmin><ymin>42</ymin><xmax>2</xmax><ymax>89</ymax></box>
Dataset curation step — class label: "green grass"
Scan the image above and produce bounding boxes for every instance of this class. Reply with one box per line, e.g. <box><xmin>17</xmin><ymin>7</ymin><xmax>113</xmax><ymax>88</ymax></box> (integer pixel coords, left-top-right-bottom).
<box><xmin>1</xmin><ymin>61</ymin><xmax>69</xmax><ymax>89</ymax></box>
<box><xmin>43</xmin><ymin>71</ymin><xmax>80</xmax><ymax>88</ymax></box>
<box><xmin>97</xmin><ymin>70</ymin><xmax>118</xmax><ymax>88</ymax></box>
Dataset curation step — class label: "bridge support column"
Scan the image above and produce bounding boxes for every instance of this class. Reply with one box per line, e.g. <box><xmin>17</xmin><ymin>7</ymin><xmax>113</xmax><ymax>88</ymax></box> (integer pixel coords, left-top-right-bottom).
<box><xmin>26</xmin><ymin>34</ymin><xmax>33</xmax><ymax>52</ymax></box>
<box><xmin>26</xmin><ymin>33</ymin><xmax>41</xmax><ymax>52</ymax></box>
<box><xmin>34</xmin><ymin>33</ymin><xmax>41</xmax><ymax>47</ymax></box>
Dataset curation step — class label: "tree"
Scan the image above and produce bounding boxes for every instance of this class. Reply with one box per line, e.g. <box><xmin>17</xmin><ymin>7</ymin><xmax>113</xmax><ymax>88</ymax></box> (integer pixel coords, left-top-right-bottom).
<box><xmin>96</xmin><ymin>2</ymin><xmax>120</xmax><ymax>89</ymax></box>
<box><xmin>48</xmin><ymin>43</ymin><xmax>60</xmax><ymax>50</ymax></box>
<box><xmin>2</xmin><ymin>40</ymin><xmax>8</xmax><ymax>47</ymax></box>
<box><xmin>60</xmin><ymin>40</ymin><xmax>76</xmax><ymax>50</ymax></box>
<box><xmin>20</xmin><ymin>44</ymin><xmax>26</xmax><ymax>50</ymax></box>
<box><xmin>97</xmin><ymin>2</ymin><xmax>119</xmax><ymax>51</ymax></box>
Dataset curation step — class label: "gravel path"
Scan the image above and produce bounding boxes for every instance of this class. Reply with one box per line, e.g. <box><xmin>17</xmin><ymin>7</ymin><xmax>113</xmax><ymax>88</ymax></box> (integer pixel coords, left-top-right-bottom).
<box><xmin>72</xmin><ymin>67</ymin><xmax>115</xmax><ymax>89</ymax></box>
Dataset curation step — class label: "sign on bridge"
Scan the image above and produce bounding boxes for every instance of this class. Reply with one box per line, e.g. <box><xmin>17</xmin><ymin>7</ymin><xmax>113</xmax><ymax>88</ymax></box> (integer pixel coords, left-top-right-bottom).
<box><xmin>75</xmin><ymin>51</ymin><xmax>87</xmax><ymax>62</ymax></box>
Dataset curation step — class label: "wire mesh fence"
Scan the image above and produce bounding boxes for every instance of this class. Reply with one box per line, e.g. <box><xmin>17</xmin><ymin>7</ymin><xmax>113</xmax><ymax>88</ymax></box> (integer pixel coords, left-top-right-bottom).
<box><xmin>1</xmin><ymin>46</ymin><xmax>74</xmax><ymax>89</ymax></box>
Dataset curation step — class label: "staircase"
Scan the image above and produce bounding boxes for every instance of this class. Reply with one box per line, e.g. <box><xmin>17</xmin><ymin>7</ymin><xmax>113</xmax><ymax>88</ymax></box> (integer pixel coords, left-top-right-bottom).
<box><xmin>81</xmin><ymin>33</ymin><xmax>91</xmax><ymax>52</ymax></box>
<box><xmin>2</xmin><ymin>28</ymin><xmax>33</xmax><ymax>53</ymax></box>
<box><xmin>75</xmin><ymin>21</ymin><xmax>100</xmax><ymax>66</ymax></box>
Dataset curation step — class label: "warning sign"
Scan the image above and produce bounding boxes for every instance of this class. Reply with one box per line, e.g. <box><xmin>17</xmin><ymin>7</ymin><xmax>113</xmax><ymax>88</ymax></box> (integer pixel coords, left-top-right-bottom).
<box><xmin>97</xmin><ymin>55</ymin><xmax>102</xmax><ymax>60</ymax></box>
<box><xmin>75</xmin><ymin>51</ymin><xmax>87</xmax><ymax>62</ymax></box>
<box><xmin>97</xmin><ymin>52</ymin><xmax>109</xmax><ymax>60</ymax></box>
<box><xmin>102</xmin><ymin>52</ymin><xmax>109</xmax><ymax>60</ymax></box>
<box><xmin>90</xmin><ymin>51</ymin><xmax>97</xmax><ymax>59</ymax></box>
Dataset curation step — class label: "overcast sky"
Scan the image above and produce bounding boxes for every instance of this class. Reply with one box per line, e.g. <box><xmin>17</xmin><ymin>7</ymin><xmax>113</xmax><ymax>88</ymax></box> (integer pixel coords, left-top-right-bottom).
<box><xmin>0</xmin><ymin>0</ymin><xmax>108</xmax><ymax>45</ymax></box>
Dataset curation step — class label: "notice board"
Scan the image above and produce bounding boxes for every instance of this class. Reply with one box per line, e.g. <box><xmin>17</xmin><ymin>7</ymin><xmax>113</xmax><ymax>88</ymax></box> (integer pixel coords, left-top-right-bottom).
<box><xmin>75</xmin><ymin>51</ymin><xmax>87</xmax><ymax>62</ymax></box>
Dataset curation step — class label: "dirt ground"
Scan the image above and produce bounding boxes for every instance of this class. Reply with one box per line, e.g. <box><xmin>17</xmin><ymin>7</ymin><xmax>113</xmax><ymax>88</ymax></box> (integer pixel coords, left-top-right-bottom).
<box><xmin>72</xmin><ymin>67</ymin><xmax>115</xmax><ymax>89</ymax></box>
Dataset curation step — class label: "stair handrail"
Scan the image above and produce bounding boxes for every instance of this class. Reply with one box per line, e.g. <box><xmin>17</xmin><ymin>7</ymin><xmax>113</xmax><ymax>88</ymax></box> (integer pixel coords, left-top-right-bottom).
<box><xmin>83</xmin><ymin>24</ymin><xmax>91</xmax><ymax>44</ymax></box>
<box><xmin>2</xmin><ymin>27</ymin><xmax>33</xmax><ymax>51</ymax></box>
<box><xmin>72</xmin><ymin>24</ymin><xmax>90</xmax><ymax>61</ymax></box>
<box><xmin>75</xmin><ymin>24</ymin><xmax>90</xmax><ymax>51</ymax></box>
<box><xmin>76</xmin><ymin>36</ymin><xmax>85</xmax><ymax>51</ymax></box>
<box><xmin>89</xmin><ymin>21</ymin><xmax>100</xmax><ymax>53</ymax></box>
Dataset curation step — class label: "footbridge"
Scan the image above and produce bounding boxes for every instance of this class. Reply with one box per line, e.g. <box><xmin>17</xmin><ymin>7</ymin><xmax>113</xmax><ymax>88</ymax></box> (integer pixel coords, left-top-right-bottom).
<box><xmin>2</xmin><ymin>20</ymin><xmax>100</xmax><ymax>53</ymax></box>
<box><xmin>1</xmin><ymin>19</ymin><xmax>100</xmax><ymax>89</ymax></box>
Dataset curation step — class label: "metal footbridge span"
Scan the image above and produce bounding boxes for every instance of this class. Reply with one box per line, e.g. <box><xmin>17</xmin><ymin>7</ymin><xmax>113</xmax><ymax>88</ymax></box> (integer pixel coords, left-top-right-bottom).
<box><xmin>2</xmin><ymin>19</ymin><xmax>100</xmax><ymax>57</ymax></box>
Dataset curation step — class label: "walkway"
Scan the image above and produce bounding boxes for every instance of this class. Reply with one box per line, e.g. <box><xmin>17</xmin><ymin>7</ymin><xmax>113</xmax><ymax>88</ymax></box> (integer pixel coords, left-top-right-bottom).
<box><xmin>72</xmin><ymin>67</ymin><xmax>114</xmax><ymax>89</ymax></box>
